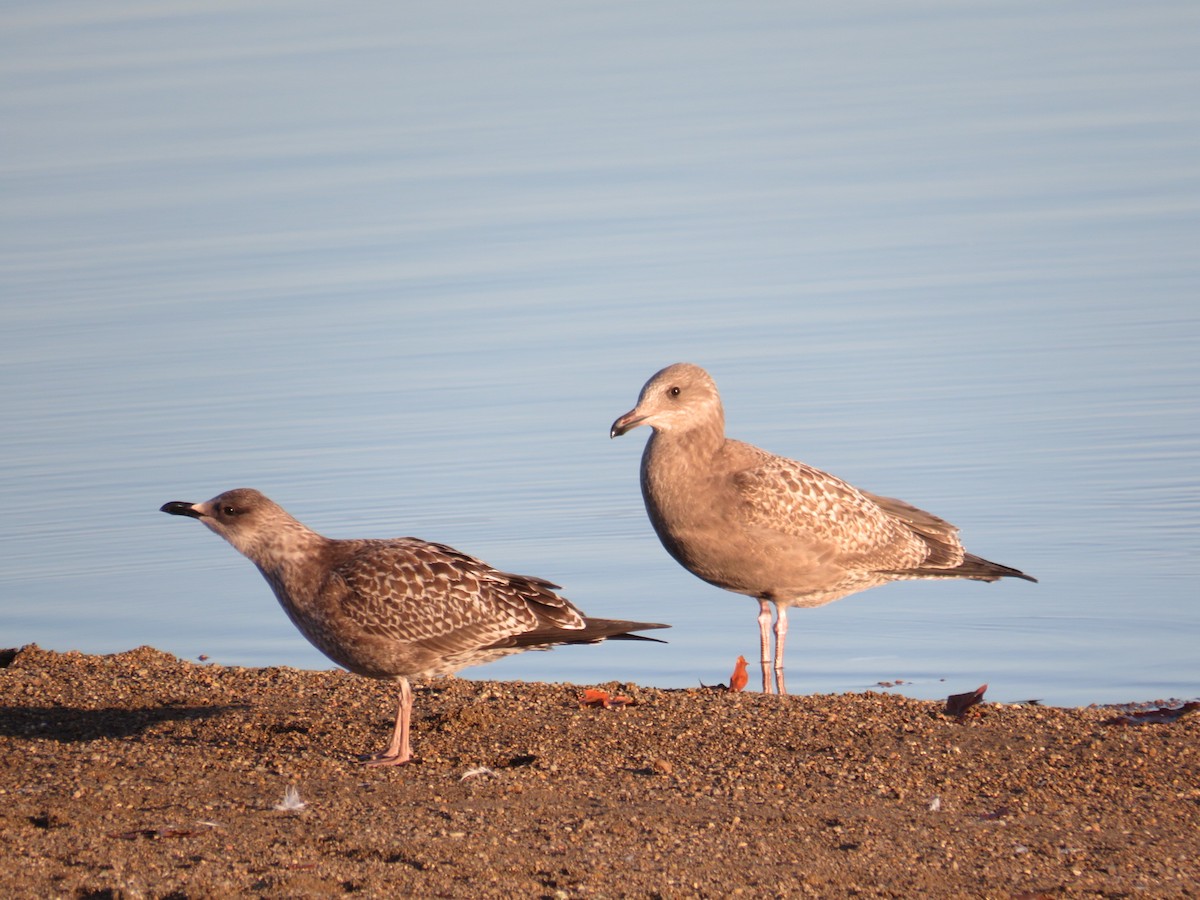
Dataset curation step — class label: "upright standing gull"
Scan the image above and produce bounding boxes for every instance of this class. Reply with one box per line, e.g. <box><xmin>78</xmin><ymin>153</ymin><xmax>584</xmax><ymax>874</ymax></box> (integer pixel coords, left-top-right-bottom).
<box><xmin>161</xmin><ymin>489</ymin><xmax>668</xmax><ymax>765</ymax></box>
<box><xmin>610</xmin><ymin>363</ymin><xmax>1035</xmax><ymax>695</ymax></box>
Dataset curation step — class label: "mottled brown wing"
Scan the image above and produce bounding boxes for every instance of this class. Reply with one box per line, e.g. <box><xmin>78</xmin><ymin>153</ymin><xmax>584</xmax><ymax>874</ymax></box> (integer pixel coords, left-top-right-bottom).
<box><xmin>330</xmin><ymin>538</ymin><xmax>585</xmax><ymax>653</ymax></box>
<box><xmin>730</xmin><ymin>449</ymin><xmax>931</xmax><ymax>571</ymax></box>
<box><xmin>861</xmin><ymin>491</ymin><xmax>966</xmax><ymax>570</ymax></box>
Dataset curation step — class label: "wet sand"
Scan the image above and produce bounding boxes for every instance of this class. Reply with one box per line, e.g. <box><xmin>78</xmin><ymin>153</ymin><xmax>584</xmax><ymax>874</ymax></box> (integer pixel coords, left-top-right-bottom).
<box><xmin>2</xmin><ymin>645</ymin><xmax>1196</xmax><ymax>898</ymax></box>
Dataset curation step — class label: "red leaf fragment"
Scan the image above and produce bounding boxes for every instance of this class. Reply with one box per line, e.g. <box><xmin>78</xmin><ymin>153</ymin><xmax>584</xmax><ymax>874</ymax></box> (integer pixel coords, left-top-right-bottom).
<box><xmin>1103</xmin><ymin>701</ymin><xmax>1199</xmax><ymax>727</ymax></box>
<box><xmin>729</xmin><ymin>656</ymin><xmax>748</xmax><ymax>693</ymax></box>
<box><xmin>946</xmin><ymin>684</ymin><xmax>987</xmax><ymax>717</ymax></box>
<box><xmin>579</xmin><ymin>688</ymin><xmax>636</xmax><ymax>709</ymax></box>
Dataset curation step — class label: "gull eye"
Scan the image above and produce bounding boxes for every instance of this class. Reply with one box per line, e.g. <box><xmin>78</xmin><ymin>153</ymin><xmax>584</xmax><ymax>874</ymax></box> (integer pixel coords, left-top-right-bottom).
<box><xmin>221</xmin><ymin>505</ymin><xmax>240</xmax><ymax>517</ymax></box>
<box><xmin>668</xmin><ymin>386</ymin><xmax>681</xmax><ymax>398</ymax></box>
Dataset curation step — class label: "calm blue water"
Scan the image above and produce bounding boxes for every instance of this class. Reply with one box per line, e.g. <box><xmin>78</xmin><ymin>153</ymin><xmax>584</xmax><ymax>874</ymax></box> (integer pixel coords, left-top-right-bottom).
<box><xmin>2</xmin><ymin>2</ymin><xmax>1197</xmax><ymax>707</ymax></box>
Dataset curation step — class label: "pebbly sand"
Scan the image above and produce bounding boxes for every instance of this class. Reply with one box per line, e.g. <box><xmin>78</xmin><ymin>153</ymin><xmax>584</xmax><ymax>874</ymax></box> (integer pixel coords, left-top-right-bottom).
<box><xmin>1</xmin><ymin>644</ymin><xmax>1197</xmax><ymax>898</ymax></box>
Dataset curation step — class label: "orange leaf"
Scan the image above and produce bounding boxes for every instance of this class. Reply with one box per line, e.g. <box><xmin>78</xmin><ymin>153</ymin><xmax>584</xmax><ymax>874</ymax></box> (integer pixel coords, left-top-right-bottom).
<box><xmin>729</xmin><ymin>656</ymin><xmax>748</xmax><ymax>693</ymax></box>
<box><xmin>579</xmin><ymin>688</ymin><xmax>637</xmax><ymax>709</ymax></box>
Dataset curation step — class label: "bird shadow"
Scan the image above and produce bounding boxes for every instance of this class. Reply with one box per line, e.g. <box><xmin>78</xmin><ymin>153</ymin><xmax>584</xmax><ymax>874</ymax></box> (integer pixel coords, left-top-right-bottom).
<box><xmin>0</xmin><ymin>704</ymin><xmax>245</xmax><ymax>743</ymax></box>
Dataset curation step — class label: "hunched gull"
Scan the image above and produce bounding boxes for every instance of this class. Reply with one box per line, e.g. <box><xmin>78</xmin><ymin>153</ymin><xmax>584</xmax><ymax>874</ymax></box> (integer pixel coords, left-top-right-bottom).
<box><xmin>610</xmin><ymin>363</ymin><xmax>1035</xmax><ymax>695</ymax></box>
<box><xmin>161</xmin><ymin>488</ymin><xmax>668</xmax><ymax>765</ymax></box>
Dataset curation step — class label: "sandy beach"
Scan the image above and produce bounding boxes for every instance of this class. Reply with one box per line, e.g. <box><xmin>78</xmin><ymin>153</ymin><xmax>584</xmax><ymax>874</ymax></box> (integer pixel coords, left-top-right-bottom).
<box><xmin>2</xmin><ymin>644</ymin><xmax>1196</xmax><ymax>898</ymax></box>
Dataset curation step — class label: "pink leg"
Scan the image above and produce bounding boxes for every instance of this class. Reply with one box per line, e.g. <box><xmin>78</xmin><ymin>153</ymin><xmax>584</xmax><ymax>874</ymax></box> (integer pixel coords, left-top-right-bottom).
<box><xmin>773</xmin><ymin>607</ymin><xmax>789</xmax><ymax>696</ymax></box>
<box><xmin>757</xmin><ymin>599</ymin><xmax>774</xmax><ymax>694</ymax></box>
<box><xmin>364</xmin><ymin>677</ymin><xmax>416</xmax><ymax>767</ymax></box>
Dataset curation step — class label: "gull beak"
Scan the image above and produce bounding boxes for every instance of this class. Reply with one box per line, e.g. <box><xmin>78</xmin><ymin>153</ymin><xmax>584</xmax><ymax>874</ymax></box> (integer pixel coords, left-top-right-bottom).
<box><xmin>609</xmin><ymin>410</ymin><xmax>647</xmax><ymax>439</ymax></box>
<box><xmin>161</xmin><ymin>500</ymin><xmax>205</xmax><ymax>519</ymax></box>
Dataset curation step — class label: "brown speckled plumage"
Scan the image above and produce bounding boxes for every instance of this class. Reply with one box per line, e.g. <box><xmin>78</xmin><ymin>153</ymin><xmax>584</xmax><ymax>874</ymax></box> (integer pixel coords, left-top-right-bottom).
<box><xmin>610</xmin><ymin>363</ymin><xmax>1034</xmax><ymax>694</ymax></box>
<box><xmin>161</xmin><ymin>489</ymin><xmax>667</xmax><ymax>765</ymax></box>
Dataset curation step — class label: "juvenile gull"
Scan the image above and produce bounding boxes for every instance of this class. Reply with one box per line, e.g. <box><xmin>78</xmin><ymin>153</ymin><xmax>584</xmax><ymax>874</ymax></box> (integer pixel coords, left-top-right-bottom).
<box><xmin>161</xmin><ymin>489</ymin><xmax>668</xmax><ymax>765</ymax></box>
<box><xmin>610</xmin><ymin>363</ymin><xmax>1035</xmax><ymax>695</ymax></box>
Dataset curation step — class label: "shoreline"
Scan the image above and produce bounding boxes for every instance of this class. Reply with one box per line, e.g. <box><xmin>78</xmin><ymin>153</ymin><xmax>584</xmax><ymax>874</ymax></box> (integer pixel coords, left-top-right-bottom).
<box><xmin>3</xmin><ymin>644</ymin><xmax>1197</xmax><ymax>897</ymax></box>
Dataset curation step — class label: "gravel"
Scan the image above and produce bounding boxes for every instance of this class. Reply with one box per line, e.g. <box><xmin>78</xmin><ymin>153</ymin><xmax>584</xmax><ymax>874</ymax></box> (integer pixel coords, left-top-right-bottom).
<box><xmin>2</xmin><ymin>644</ymin><xmax>1197</xmax><ymax>898</ymax></box>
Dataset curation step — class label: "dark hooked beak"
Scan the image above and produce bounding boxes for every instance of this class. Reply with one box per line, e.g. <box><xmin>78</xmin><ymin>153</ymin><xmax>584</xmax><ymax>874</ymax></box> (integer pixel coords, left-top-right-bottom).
<box><xmin>161</xmin><ymin>500</ymin><xmax>204</xmax><ymax>518</ymax></box>
<box><xmin>609</xmin><ymin>410</ymin><xmax>646</xmax><ymax>439</ymax></box>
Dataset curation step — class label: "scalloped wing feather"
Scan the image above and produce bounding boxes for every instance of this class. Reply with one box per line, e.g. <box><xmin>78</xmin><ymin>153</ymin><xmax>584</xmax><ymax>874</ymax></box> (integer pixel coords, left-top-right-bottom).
<box><xmin>730</xmin><ymin>449</ymin><xmax>932</xmax><ymax>572</ymax></box>
<box><xmin>331</xmin><ymin>539</ymin><xmax>585</xmax><ymax>651</ymax></box>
